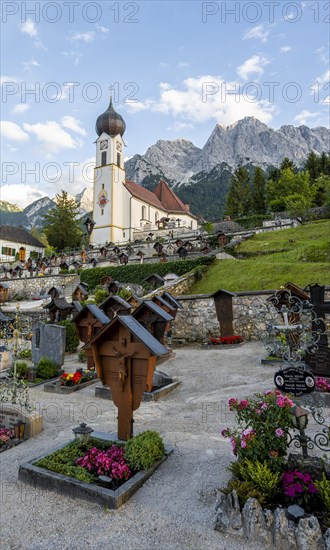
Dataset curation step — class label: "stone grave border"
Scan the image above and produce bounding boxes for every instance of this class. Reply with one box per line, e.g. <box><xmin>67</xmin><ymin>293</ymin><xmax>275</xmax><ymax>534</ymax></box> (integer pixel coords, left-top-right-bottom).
<box><xmin>18</xmin><ymin>433</ymin><xmax>173</xmax><ymax>509</ymax></box>
<box><xmin>200</xmin><ymin>342</ymin><xmax>245</xmax><ymax>350</ymax></box>
<box><xmin>44</xmin><ymin>378</ymin><xmax>99</xmax><ymax>394</ymax></box>
<box><xmin>95</xmin><ymin>378</ymin><xmax>181</xmax><ymax>402</ymax></box>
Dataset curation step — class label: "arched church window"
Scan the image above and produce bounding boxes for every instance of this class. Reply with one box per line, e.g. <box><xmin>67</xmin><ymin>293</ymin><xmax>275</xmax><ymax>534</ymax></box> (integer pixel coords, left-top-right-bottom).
<box><xmin>142</xmin><ymin>206</ymin><xmax>146</xmax><ymax>220</ymax></box>
<box><xmin>155</xmin><ymin>212</ymin><xmax>159</xmax><ymax>223</ymax></box>
<box><xmin>117</xmin><ymin>153</ymin><xmax>121</xmax><ymax>167</ymax></box>
<box><xmin>101</xmin><ymin>151</ymin><xmax>107</xmax><ymax>166</ymax></box>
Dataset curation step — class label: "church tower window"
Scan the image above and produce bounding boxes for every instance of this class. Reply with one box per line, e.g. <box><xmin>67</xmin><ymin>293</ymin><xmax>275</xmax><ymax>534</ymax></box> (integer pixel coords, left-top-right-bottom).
<box><xmin>101</xmin><ymin>151</ymin><xmax>107</xmax><ymax>166</ymax></box>
<box><xmin>117</xmin><ymin>153</ymin><xmax>121</xmax><ymax>167</ymax></box>
<box><xmin>142</xmin><ymin>205</ymin><xmax>146</xmax><ymax>220</ymax></box>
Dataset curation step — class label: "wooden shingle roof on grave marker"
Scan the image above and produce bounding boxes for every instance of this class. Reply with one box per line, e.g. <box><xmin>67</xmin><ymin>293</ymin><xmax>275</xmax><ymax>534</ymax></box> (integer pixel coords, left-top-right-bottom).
<box><xmin>72</xmin><ymin>284</ymin><xmax>89</xmax><ymax>302</ymax></box>
<box><xmin>43</xmin><ymin>298</ymin><xmax>74</xmax><ymax>323</ymax></box>
<box><xmin>152</xmin><ymin>294</ymin><xmax>176</xmax><ymax>315</ymax></box>
<box><xmin>99</xmin><ymin>295</ymin><xmax>132</xmax><ymax>320</ymax></box>
<box><xmin>133</xmin><ymin>300</ymin><xmax>173</xmax><ymax>345</ymax></box>
<box><xmin>162</xmin><ymin>292</ymin><xmax>184</xmax><ymax>310</ymax></box>
<box><xmin>84</xmin><ymin>315</ymin><xmax>169</xmax><ymax>440</ymax></box>
<box><xmin>73</xmin><ymin>304</ymin><xmax>110</xmax><ymax>369</ymax></box>
<box><xmin>144</xmin><ymin>273</ymin><xmax>165</xmax><ymax>289</ymax></box>
<box><xmin>47</xmin><ymin>286</ymin><xmax>61</xmax><ymax>299</ymax></box>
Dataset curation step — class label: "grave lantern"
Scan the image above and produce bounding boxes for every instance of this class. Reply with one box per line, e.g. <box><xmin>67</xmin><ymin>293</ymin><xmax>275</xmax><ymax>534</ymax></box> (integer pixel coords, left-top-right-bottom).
<box><xmin>289</xmin><ymin>405</ymin><xmax>309</xmax><ymax>431</ymax></box>
<box><xmin>72</xmin><ymin>422</ymin><xmax>94</xmax><ymax>444</ymax></box>
<box><xmin>289</xmin><ymin>405</ymin><xmax>309</xmax><ymax>459</ymax></box>
<box><xmin>14</xmin><ymin>420</ymin><xmax>27</xmax><ymax>440</ymax></box>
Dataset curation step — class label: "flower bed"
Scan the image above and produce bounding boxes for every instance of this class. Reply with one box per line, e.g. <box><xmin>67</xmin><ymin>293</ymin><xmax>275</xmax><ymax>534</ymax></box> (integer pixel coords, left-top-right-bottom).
<box><xmin>0</xmin><ymin>427</ymin><xmax>25</xmax><ymax>453</ymax></box>
<box><xmin>44</xmin><ymin>369</ymin><xmax>98</xmax><ymax>394</ymax></box>
<box><xmin>218</xmin><ymin>390</ymin><xmax>330</xmax><ymax>536</ymax></box>
<box><xmin>19</xmin><ymin>430</ymin><xmax>172</xmax><ymax>508</ymax></box>
<box><xmin>208</xmin><ymin>336</ymin><xmax>244</xmax><ymax>347</ymax></box>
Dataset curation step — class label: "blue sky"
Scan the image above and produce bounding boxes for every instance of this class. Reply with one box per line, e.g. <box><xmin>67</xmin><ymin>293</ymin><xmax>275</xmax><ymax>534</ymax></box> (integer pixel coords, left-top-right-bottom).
<box><xmin>1</xmin><ymin>0</ymin><xmax>329</xmax><ymax>207</ymax></box>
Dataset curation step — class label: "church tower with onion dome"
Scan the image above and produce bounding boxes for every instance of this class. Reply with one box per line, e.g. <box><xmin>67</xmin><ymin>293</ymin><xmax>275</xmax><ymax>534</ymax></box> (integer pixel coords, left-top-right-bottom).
<box><xmin>92</xmin><ymin>97</ymin><xmax>129</xmax><ymax>245</ymax></box>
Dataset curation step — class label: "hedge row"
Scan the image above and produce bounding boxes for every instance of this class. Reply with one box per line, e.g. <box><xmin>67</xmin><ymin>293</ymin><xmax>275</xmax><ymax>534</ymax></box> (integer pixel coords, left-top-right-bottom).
<box><xmin>79</xmin><ymin>256</ymin><xmax>215</xmax><ymax>290</ymax></box>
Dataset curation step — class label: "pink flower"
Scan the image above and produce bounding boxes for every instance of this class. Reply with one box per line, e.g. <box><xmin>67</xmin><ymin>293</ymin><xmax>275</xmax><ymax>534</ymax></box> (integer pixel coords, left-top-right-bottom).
<box><xmin>261</xmin><ymin>402</ymin><xmax>268</xmax><ymax>410</ymax></box>
<box><xmin>276</xmin><ymin>396</ymin><xmax>286</xmax><ymax>407</ymax></box>
<box><xmin>228</xmin><ymin>398</ymin><xmax>238</xmax><ymax>410</ymax></box>
<box><xmin>238</xmin><ymin>399</ymin><xmax>249</xmax><ymax>410</ymax></box>
<box><xmin>221</xmin><ymin>428</ymin><xmax>229</xmax><ymax>437</ymax></box>
<box><xmin>241</xmin><ymin>440</ymin><xmax>247</xmax><ymax>448</ymax></box>
<box><xmin>275</xmin><ymin>428</ymin><xmax>285</xmax><ymax>437</ymax></box>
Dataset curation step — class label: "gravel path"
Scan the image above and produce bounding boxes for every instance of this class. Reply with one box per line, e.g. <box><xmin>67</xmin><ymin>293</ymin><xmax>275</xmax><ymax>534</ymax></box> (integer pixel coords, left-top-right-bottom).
<box><xmin>0</xmin><ymin>343</ymin><xmax>290</xmax><ymax>549</ymax></box>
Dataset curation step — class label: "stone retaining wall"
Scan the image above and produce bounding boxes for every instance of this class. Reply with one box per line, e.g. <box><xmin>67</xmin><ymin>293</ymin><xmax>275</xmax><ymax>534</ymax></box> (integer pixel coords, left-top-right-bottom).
<box><xmin>2</xmin><ymin>274</ymin><xmax>78</xmax><ymax>300</ymax></box>
<box><xmin>172</xmin><ymin>289</ymin><xmax>330</xmax><ymax>344</ymax></box>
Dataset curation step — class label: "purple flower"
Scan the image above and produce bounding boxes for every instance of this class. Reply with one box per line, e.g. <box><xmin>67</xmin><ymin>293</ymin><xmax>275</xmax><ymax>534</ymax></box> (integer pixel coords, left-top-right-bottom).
<box><xmin>284</xmin><ymin>486</ymin><xmax>296</xmax><ymax>497</ymax></box>
<box><xmin>282</xmin><ymin>472</ymin><xmax>294</xmax><ymax>484</ymax></box>
<box><xmin>308</xmin><ymin>484</ymin><xmax>318</xmax><ymax>494</ymax></box>
<box><xmin>275</xmin><ymin>428</ymin><xmax>285</xmax><ymax>437</ymax></box>
<box><xmin>294</xmin><ymin>483</ymin><xmax>304</xmax><ymax>493</ymax></box>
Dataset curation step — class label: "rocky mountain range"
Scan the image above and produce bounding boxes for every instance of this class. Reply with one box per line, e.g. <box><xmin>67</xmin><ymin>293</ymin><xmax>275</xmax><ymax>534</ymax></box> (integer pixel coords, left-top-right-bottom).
<box><xmin>1</xmin><ymin>117</ymin><xmax>329</xmax><ymax>226</ymax></box>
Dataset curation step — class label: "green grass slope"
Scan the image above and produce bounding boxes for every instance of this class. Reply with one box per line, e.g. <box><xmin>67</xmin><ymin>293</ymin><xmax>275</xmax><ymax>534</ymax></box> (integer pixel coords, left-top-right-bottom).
<box><xmin>190</xmin><ymin>220</ymin><xmax>330</xmax><ymax>294</ymax></box>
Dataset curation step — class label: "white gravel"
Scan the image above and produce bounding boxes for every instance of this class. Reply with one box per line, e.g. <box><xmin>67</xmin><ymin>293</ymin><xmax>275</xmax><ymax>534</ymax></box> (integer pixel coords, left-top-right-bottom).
<box><xmin>0</xmin><ymin>343</ymin><xmax>289</xmax><ymax>550</ymax></box>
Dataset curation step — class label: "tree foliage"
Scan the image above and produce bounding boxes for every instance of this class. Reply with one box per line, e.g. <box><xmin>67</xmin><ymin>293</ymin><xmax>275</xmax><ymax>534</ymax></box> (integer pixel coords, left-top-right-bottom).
<box><xmin>225</xmin><ymin>167</ymin><xmax>251</xmax><ymax>217</ymax></box>
<box><xmin>251</xmin><ymin>167</ymin><xmax>266</xmax><ymax>214</ymax></box>
<box><xmin>42</xmin><ymin>191</ymin><xmax>82</xmax><ymax>250</ymax></box>
<box><xmin>267</xmin><ymin>168</ymin><xmax>316</xmax><ymax>212</ymax></box>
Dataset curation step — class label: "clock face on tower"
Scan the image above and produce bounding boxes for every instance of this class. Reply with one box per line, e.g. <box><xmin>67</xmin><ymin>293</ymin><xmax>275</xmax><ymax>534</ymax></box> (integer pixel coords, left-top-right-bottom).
<box><xmin>100</xmin><ymin>140</ymin><xmax>108</xmax><ymax>150</ymax></box>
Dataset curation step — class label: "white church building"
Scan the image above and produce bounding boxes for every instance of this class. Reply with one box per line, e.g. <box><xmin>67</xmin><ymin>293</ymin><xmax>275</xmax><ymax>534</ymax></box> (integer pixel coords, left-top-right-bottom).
<box><xmin>91</xmin><ymin>99</ymin><xmax>198</xmax><ymax>245</ymax></box>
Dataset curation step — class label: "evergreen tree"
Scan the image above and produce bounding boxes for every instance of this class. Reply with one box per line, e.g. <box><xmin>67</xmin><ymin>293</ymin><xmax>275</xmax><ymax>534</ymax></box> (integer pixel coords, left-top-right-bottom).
<box><xmin>280</xmin><ymin>157</ymin><xmax>297</xmax><ymax>173</ymax></box>
<box><xmin>314</xmin><ymin>174</ymin><xmax>330</xmax><ymax>206</ymax></box>
<box><xmin>225</xmin><ymin>167</ymin><xmax>251</xmax><ymax>217</ymax></box>
<box><xmin>319</xmin><ymin>152</ymin><xmax>330</xmax><ymax>175</ymax></box>
<box><xmin>42</xmin><ymin>191</ymin><xmax>82</xmax><ymax>250</ymax></box>
<box><xmin>305</xmin><ymin>151</ymin><xmax>320</xmax><ymax>183</ymax></box>
<box><xmin>251</xmin><ymin>167</ymin><xmax>266</xmax><ymax>213</ymax></box>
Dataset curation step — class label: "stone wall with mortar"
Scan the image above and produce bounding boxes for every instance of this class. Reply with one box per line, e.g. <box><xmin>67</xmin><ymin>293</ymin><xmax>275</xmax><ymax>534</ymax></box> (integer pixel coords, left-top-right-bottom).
<box><xmin>172</xmin><ymin>289</ymin><xmax>330</xmax><ymax>344</ymax></box>
<box><xmin>1</xmin><ymin>274</ymin><xmax>78</xmax><ymax>300</ymax></box>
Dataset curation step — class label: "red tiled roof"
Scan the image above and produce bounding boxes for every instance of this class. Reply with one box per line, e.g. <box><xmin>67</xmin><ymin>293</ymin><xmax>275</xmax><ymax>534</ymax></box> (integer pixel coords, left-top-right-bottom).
<box><xmin>124</xmin><ymin>180</ymin><xmax>163</xmax><ymax>209</ymax></box>
<box><xmin>124</xmin><ymin>179</ymin><xmax>195</xmax><ymax>216</ymax></box>
<box><xmin>153</xmin><ymin>180</ymin><xmax>189</xmax><ymax>214</ymax></box>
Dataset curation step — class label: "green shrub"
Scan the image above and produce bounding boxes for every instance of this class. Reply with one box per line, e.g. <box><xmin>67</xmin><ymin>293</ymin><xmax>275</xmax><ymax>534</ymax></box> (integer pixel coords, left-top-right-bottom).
<box><xmin>15</xmin><ymin>361</ymin><xmax>28</xmax><ymax>379</ymax></box>
<box><xmin>117</xmin><ymin>288</ymin><xmax>132</xmax><ymax>301</ymax></box>
<box><xmin>80</xmin><ymin>256</ymin><xmax>215</xmax><ymax>290</ymax></box>
<box><xmin>221</xmin><ymin>479</ymin><xmax>266</xmax><ymax>508</ymax></box>
<box><xmin>58</xmin><ymin>320</ymin><xmax>80</xmax><ymax>352</ymax></box>
<box><xmin>18</xmin><ymin>349</ymin><xmax>32</xmax><ymax>359</ymax></box>
<box><xmin>242</xmin><ymin>460</ymin><xmax>281</xmax><ymax>500</ymax></box>
<box><xmin>125</xmin><ymin>430</ymin><xmax>165</xmax><ymax>471</ymax></box>
<box><xmin>94</xmin><ymin>288</ymin><xmax>109</xmax><ymax>305</ymax></box>
<box><xmin>315</xmin><ymin>473</ymin><xmax>330</xmax><ymax>511</ymax></box>
<box><xmin>37</xmin><ymin>357</ymin><xmax>59</xmax><ymax>379</ymax></box>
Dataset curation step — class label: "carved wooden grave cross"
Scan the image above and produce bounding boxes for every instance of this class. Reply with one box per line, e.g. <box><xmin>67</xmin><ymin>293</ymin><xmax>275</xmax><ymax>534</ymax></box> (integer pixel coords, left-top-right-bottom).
<box><xmin>305</xmin><ymin>284</ymin><xmax>330</xmax><ymax>377</ymax></box>
<box><xmin>87</xmin><ymin>316</ymin><xmax>168</xmax><ymax>440</ymax></box>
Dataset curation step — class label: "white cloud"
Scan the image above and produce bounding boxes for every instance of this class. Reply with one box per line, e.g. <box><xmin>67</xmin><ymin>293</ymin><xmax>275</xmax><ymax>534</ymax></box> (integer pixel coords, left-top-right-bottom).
<box><xmin>316</xmin><ymin>46</ymin><xmax>329</xmax><ymax>65</ymax></box>
<box><xmin>22</xmin><ymin>58</ymin><xmax>40</xmax><ymax>72</ymax></box>
<box><xmin>237</xmin><ymin>55</ymin><xmax>270</xmax><ymax>81</ymax></box>
<box><xmin>12</xmin><ymin>103</ymin><xmax>30</xmax><ymax>114</ymax></box>
<box><xmin>70</xmin><ymin>31</ymin><xmax>95</xmax><ymax>43</ymax></box>
<box><xmin>97</xmin><ymin>25</ymin><xmax>109</xmax><ymax>33</ymax></box>
<box><xmin>0</xmin><ymin>121</ymin><xmax>29</xmax><ymax>141</ymax></box>
<box><xmin>127</xmin><ymin>75</ymin><xmax>276</xmax><ymax>127</ymax></box>
<box><xmin>280</xmin><ymin>46</ymin><xmax>292</xmax><ymax>53</ymax></box>
<box><xmin>0</xmin><ymin>75</ymin><xmax>19</xmax><ymax>85</ymax></box>
<box><xmin>0</xmin><ymin>184</ymin><xmax>47</xmax><ymax>208</ymax></box>
<box><xmin>61</xmin><ymin>116</ymin><xmax>87</xmax><ymax>136</ymax></box>
<box><xmin>23</xmin><ymin>121</ymin><xmax>79</xmax><ymax>154</ymax></box>
<box><xmin>294</xmin><ymin>110</ymin><xmax>320</xmax><ymax>125</ymax></box>
<box><xmin>178</xmin><ymin>62</ymin><xmax>190</xmax><ymax>68</ymax></box>
<box><xmin>21</xmin><ymin>19</ymin><xmax>38</xmax><ymax>38</ymax></box>
<box><xmin>62</xmin><ymin>50</ymin><xmax>83</xmax><ymax>66</ymax></box>
<box><xmin>243</xmin><ymin>25</ymin><xmax>269</xmax><ymax>43</ymax></box>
